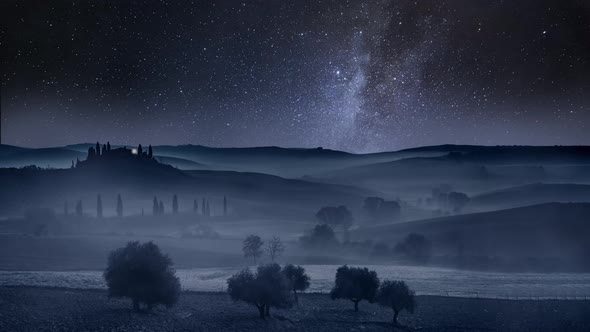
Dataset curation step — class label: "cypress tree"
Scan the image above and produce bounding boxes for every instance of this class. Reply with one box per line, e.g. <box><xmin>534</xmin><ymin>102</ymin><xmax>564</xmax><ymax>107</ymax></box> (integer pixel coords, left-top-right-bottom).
<box><xmin>193</xmin><ymin>199</ymin><xmax>198</xmax><ymax>213</ymax></box>
<box><xmin>96</xmin><ymin>142</ymin><xmax>101</xmax><ymax>157</ymax></box>
<box><xmin>138</xmin><ymin>144</ymin><xmax>143</xmax><ymax>156</ymax></box>
<box><xmin>107</xmin><ymin>142</ymin><xmax>111</xmax><ymax>151</ymax></box>
<box><xmin>97</xmin><ymin>194</ymin><xmax>103</xmax><ymax>218</ymax></box>
<box><xmin>153</xmin><ymin>196</ymin><xmax>159</xmax><ymax>216</ymax></box>
<box><xmin>159</xmin><ymin>201</ymin><xmax>164</xmax><ymax>215</ymax></box>
<box><xmin>76</xmin><ymin>200</ymin><xmax>83</xmax><ymax>217</ymax></box>
<box><xmin>87</xmin><ymin>147</ymin><xmax>96</xmax><ymax>160</ymax></box>
<box><xmin>201</xmin><ymin>198</ymin><xmax>206</xmax><ymax>215</ymax></box>
<box><xmin>116</xmin><ymin>194</ymin><xmax>123</xmax><ymax>218</ymax></box>
<box><xmin>148</xmin><ymin>145</ymin><xmax>153</xmax><ymax>159</ymax></box>
<box><xmin>172</xmin><ymin>194</ymin><xmax>179</xmax><ymax>214</ymax></box>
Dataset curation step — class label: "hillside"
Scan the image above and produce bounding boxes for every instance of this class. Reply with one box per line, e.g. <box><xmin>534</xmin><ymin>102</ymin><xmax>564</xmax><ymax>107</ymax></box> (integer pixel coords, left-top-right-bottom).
<box><xmin>0</xmin><ymin>146</ymin><xmax>85</xmax><ymax>168</ymax></box>
<box><xmin>0</xmin><ymin>143</ymin><xmax>447</xmax><ymax>177</ymax></box>
<box><xmin>154</xmin><ymin>156</ymin><xmax>208</xmax><ymax>170</ymax></box>
<box><xmin>470</xmin><ymin>183</ymin><xmax>590</xmax><ymax>209</ymax></box>
<box><xmin>353</xmin><ymin>203</ymin><xmax>590</xmax><ymax>269</ymax></box>
<box><xmin>0</xmin><ymin>155</ymin><xmax>372</xmax><ymax>218</ymax></box>
<box><xmin>399</xmin><ymin>145</ymin><xmax>590</xmax><ymax>164</ymax></box>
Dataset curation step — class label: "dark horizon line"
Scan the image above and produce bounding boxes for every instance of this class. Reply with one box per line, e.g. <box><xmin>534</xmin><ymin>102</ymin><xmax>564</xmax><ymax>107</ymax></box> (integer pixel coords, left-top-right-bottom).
<box><xmin>1</xmin><ymin>141</ymin><xmax>589</xmax><ymax>156</ymax></box>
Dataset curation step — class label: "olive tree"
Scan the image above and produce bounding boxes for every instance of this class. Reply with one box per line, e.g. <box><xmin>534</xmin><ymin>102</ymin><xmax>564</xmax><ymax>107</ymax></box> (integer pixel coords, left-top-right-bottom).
<box><xmin>227</xmin><ymin>263</ymin><xmax>293</xmax><ymax>319</ymax></box>
<box><xmin>103</xmin><ymin>241</ymin><xmax>181</xmax><ymax>311</ymax></box>
<box><xmin>282</xmin><ymin>264</ymin><xmax>310</xmax><ymax>303</ymax></box>
<box><xmin>330</xmin><ymin>265</ymin><xmax>380</xmax><ymax>312</ymax></box>
<box><xmin>376</xmin><ymin>280</ymin><xmax>416</xmax><ymax>325</ymax></box>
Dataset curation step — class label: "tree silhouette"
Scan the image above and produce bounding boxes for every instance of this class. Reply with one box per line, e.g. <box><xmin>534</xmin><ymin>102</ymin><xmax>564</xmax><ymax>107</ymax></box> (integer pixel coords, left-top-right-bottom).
<box><xmin>148</xmin><ymin>145</ymin><xmax>153</xmax><ymax>159</ymax></box>
<box><xmin>172</xmin><ymin>194</ymin><xmax>179</xmax><ymax>214</ymax></box>
<box><xmin>87</xmin><ymin>147</ymin><xmax>96</xmax><ymax>160</ymax></box>
<box><xmin>96</xmin><ymin>142</ymin><xmax>100</xmax><ymax>157</ymax></box>
<box><xmin>376</xmin><ymin>280</ymin><xmax>416</xmax><ymax>325</ymax></box>
<box><xmin>206</xmin><ymin>200</ymin><xmax>210</xmax><ymax>217</ymax></box>
<box><xmin>243</xmin><ymin>235</ymin><xmax>264</xmax><ymax>264</ymax></box>
<box><xmin>102</xmin><ymin>144</ymin><xmax>107</xmax><ymax>155</ymax></box>
<box><xmin>138</xmin><ymin>144</ymin><xmax>143</xmax><ymax>156</ymax></box>
<box><xmin>227</xmin><ymin>264</ymin><xmax>293</xmax><ymax>319</ymax></box>
<box><xmin>394</xmin><ymin>233</ymin><xmax>432</xmax><ymax>263</ymax></box>
<box><xmin>363</xmin><ymin>197</ymin><xmax>401</xmax><ymax>222</ymax></box>
<box><xmin>315</xmin><ymin>205</ymin><xmax>353</xmax><ymax>229</ymax></box>
<box><xmin>267</xmin><ymin>236</ymin><xmax>285</xmax><ymax>262</ymax></box>
<box><xmin>330</xmin><ymin>265</ymin><xmax>380</xmax><ymax>312</ymax></box>
<box><xmin>104</xmin><ymin>241</ymin><xmax>181</xmax><ymax>311</ymax></box>
<box><xmin>300</xmin><ymin>224</ymin><xmax>338</xmax><ymax>248</ymax></box>
<box><xmin>116</xmin><ymin>194</ymin><xmax>123</xmax><ymax>218</ymax></box>
<box><xmin>153</xmin><ymin>196</ymin><xmax>159</xmax><ymax>216</ymax></box>
<box><xmin>447</xmin><ymin>192</ymin><xmax>470</xmax><ymax>213</ymax></box>
<box><xmin>76</xmin><ymin>200</ymin><xmax>83</xmax><ymax>217</ymax></box>
<box><xmin>159</xmin><ymin>201</ymin><xmax>164</xmax><ymax>215</ymax></box>
<box><xmin>107</xmin><ymin>141</ymin><xmax>111</xmax><ymax>151</ymax></box>
<box><xmin>97</xmin><ymin>194</ymin><xmax>103</xmax><ymax>218</ymax></box>
<box><xmin>201</xmin><ymin>198</ymin><xmax>206</xmax><ymax>215</ymax></box>
<box><xmin>282</xmin><ymin>264</ymin><xmax>310</xmax><ymax>303</ymax></box>
<box><xmin>193</xmin><ymin>199</ymin><xmax>198</xmax><ymax>214</ymax></box>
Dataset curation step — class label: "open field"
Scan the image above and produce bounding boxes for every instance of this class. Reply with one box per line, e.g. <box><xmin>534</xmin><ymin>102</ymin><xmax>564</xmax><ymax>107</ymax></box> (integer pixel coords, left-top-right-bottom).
<box><xmin>1</xmin><ymin>287</ymin><xmax>589</xmax><ymax>332</ymax></box>
<box><xmin>2</xmin><ymin>266</ymin><xmax>590</xmax><ymax>300</ymax></box>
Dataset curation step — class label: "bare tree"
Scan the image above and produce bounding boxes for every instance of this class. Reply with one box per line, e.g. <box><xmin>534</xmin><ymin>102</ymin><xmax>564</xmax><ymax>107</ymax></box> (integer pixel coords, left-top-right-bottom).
<box><xmin>243</xmin><ymin>235</ymin><xmax>264</xmax><ymax>264</ymax></box>
<box><xmin>267</xmin><ymin>236</ymin><xmax>285</xmax><ymax>262</ymax></box>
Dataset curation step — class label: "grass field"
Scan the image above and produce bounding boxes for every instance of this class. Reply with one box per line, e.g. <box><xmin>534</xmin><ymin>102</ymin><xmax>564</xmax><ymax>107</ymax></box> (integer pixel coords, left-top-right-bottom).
<box><xmin>1</xmin><ymin>287</ymin><xmax>589</xmax><ymax>332</ymax></box>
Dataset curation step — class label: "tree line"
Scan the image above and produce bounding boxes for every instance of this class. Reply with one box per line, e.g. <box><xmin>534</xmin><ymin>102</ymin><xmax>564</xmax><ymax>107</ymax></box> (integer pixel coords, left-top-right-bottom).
<box><xmin>64</xmin><ymin>194</ymin><xmax>229</xmax><ymax>218</ymax></box>
<box><xmin>105</xmin><ymin>241</ymin><xmax>416</xmax><ymax>325</ymax></box>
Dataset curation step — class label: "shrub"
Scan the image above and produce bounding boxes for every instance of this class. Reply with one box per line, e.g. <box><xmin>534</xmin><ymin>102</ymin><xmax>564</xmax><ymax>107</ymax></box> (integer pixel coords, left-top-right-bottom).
<box><xmin>282</xmin><ymin>264</ymin><xmax>310</xmax><ymax>303</ymax></box>
<box><xmin>315</xmin><ymin>205</ymin><xmax>353</xmax><ymax>229</ymax></box>
<box><xmin>300</xmin><ymin>224</ymin><xmax>338</xmax><ymax>248</ymax></box>
<box><xmin>227</xmin><ymin>263</ymin><xmax>293</xmax><ymax>318</ymax></box>
<box><xmin>330</xmin><ymin>265</ymin><xmax>380</xmax><ymax>311</ymax></box>
<box><xmin>103</xmin><ymin>241</ymin><xmax>181</xmax><ymax>311</ymax></box>
<box><xmin>363</xmin><ymin>197</ymin><xmax>401</xmax><ymax>222</ymax></box>
<box><xmin>376</xmin><ymin>280</ymin><xmax>416</xmax><ymax>325</ymax></box>
<box><xmin>394</xmin><ymin>233</ymin><xmax>432</xmax><ymax>264</ymax></box>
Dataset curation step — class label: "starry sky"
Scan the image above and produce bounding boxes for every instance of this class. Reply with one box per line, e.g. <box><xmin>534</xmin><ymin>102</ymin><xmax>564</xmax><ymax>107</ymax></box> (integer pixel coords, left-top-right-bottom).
<box><xmin>2</xmin><ymin>0</ymin><xmax>589</xmax><ymax>152</ymax></box>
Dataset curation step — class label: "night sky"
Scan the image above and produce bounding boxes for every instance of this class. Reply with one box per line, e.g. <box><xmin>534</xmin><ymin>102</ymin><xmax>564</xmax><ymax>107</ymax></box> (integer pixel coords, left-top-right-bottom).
<box><xmin>2</xmin><ymin>0</ymin><xmax>589</xmax><ymax>152</ymax></box>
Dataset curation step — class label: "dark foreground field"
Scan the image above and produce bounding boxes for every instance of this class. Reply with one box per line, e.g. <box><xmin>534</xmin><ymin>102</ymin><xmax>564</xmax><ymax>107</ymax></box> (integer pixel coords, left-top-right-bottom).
<box><xmin>1</xmin><ymin>287</ymin><xmax>589</xmax><ymax>332</ymax></box>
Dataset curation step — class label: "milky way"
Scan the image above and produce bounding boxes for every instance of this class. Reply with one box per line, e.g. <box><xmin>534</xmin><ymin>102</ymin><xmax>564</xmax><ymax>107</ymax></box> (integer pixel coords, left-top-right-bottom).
<box><xmin>2</xmin><ymin>0</ymin><xmax>589</xmax><ymax>152</ymax></box>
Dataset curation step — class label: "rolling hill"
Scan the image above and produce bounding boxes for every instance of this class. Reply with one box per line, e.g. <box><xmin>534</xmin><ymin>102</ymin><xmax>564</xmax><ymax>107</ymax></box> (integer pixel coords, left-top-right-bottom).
<box><xmin>469</xmin><ymin>183</ymin><xmax>590</xmax><ymax>209</ymax></box>
<box><xmin>352</xmin><ymin>203</ymin><xmax>590</xmax><ymax>270</ymax></box>
<box><xmin>0</xmin><ymin>153</ymin><xmax>373</xmax><ymax>219</ymax></box>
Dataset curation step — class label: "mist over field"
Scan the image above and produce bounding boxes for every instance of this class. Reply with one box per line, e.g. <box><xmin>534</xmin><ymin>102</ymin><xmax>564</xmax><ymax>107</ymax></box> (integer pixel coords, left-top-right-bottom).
<box><xmin>1</xmin><ymin>143</ymin><xmax>589</xmax><ymax>272</ymax></box>
<box><xmin>2</xmin><ymin>143</ymin><xmax>590</xmax><ymax>331</ymax></box>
